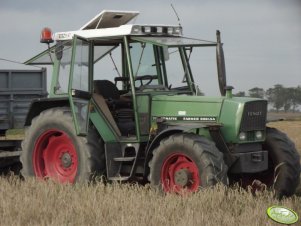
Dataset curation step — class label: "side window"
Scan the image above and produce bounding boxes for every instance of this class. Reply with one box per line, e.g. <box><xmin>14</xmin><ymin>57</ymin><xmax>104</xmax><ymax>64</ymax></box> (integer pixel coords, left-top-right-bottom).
<box><xmin>71</xmin><ymin>39</ymin><xmax>89</xmax><ymax>92</ymax></box>
<box><xmin>55</xmin><ymin>42</ymin><xmax>72</xmax><ymax>94</ymax></box>
<box><xmin>186</xmin><ymin>47</ymin><xmax>218</xmax><ymax>96</ymax></box>
<box><xmin>93</xmin><ymin>45</ymin><xmax>124</xmax><ymax>90</ymax></box>
<box><xmin>164</xmin><ymin>47</ymin><xmax>186</xmax><ymax>88</ymax></box>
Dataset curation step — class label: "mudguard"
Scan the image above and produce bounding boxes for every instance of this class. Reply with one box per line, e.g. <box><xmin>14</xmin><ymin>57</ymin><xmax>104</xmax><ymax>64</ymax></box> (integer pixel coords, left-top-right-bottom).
<box><xmin>24</xmin><ymin>97</ymin><xmax>69</xmax><ymax>126</ymax></box>
<box><xmin>143</xmin><ymin>123</ymin><xmax>220</xmax><ymax>178</ymax></box>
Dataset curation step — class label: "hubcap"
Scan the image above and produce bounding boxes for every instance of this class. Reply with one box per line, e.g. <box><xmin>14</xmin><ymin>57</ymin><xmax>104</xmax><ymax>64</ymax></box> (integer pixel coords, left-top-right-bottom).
<box><xmin>61</xmin><ymin>152</ymin><xmax>73</xmax><ymax>168</ymax></box>
<box><xmin>161</xmin><ymin>153</ymin><xmax>200</xmax><ymax>193</ymax></box>
<box><xmin>33</xmin><ymin>129</ymin><xmax>78</xmax><ymax>183</ymax></box>
<box><xmin>174</xmin><ymin>168</ymin><xmax>192</xmax><ymax>187</ymax></box>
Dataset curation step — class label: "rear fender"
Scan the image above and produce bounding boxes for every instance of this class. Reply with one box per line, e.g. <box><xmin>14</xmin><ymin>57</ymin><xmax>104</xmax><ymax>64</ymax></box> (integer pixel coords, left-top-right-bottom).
<box><xmin>24</xmin><ymin>97</ymin><xmax>69</xmax><ymax>126</ymax></box>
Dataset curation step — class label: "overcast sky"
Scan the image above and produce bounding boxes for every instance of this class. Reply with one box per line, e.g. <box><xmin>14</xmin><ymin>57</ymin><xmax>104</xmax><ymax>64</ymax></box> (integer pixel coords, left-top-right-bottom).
<box><xmin>0</xmin><ymin>0</ymin><xmax>300</xmax><ymax>96</ymax></box>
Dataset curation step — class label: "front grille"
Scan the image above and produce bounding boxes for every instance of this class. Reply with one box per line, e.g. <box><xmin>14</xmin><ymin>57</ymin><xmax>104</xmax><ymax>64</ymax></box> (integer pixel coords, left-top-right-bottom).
<box><xmin>240</xmin><ymin>100</ymin><xmax>267</xmax><ymax>131</ymax></box>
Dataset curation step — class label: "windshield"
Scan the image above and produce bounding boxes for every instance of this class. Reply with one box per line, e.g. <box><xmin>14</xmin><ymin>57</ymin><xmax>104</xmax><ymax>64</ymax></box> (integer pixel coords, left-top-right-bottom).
<box><xmin>129</xmin><ymin>36</ymin><xmax>218</xmax><ymax>94</ymax></box>
<box><xmin>130</xmin><ymin>42</ymin><xmax>159</xmax><ymax>87</ymax></box>
<box><xmin>129</xmin><ymin>37</ymin><xmax>204</xmax><ymax>91</ymax></box>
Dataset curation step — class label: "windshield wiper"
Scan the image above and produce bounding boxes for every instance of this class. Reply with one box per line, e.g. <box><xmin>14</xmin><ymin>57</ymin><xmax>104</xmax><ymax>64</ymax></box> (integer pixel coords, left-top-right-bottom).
<box><xmin>109</xmin><ymin>52</ymin><xmax>121</xmax><ymax>77</ymax></box>
<box><xmin>135</xmin><ymin>43</ymin><xmax>146</xmax><ymax>77</ymax></box>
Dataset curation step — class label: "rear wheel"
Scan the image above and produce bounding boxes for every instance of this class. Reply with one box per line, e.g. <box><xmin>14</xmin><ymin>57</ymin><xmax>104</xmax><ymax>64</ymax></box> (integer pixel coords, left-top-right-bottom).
<box><xmin>21</xmin><ymin>107</ymin><xmax>105</xmax><ymax>183</ymax></box>
<box><xmin>149</xmin><ymin>133</ymin><xmax>228</xmax><ymax>193</ymax></box>
<box><xmin>263</xmin><ymin>127</ymin><xmax>300</xmax><ymax>198</ymax></box>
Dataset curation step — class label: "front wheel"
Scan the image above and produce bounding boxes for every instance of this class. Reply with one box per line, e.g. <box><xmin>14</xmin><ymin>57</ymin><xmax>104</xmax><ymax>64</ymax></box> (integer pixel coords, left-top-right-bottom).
<box><xmin>148</xmin><ymin>133</ymin><xmax>228</xmax><ymax>193</ymax></box>
<box><xmin>20</xmin><ymin>107</ymin><xmax>105</xmax><ymax>183</ymax></box>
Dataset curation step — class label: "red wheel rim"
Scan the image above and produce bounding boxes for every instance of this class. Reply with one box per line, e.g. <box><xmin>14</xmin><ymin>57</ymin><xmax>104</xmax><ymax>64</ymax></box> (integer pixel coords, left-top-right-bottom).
<box><xmin>33</xmin><ymin>129</ymin><xmax>78</xmax><ymax>183</ymax></box>
<box><xmin>161</xmin><ymin>153</ymin><xmax>200</xmax><ymax>193</ymax></box>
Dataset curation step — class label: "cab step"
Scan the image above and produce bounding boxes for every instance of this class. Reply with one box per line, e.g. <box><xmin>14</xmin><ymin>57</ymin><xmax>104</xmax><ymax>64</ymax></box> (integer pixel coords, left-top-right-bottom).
<box><xmin>109</xmin><ymin>176</ymin><xmax>131</xmax><ymax>181</ymax></box>
<box><xmin>113</xmin><ymin>157</ymin><xmax>135</xmax><ymax>162</ymax></box>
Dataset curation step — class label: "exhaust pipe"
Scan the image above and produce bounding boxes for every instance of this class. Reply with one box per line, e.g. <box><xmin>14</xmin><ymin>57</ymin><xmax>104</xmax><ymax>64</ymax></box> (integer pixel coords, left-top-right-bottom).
<box><xmin>216</xmin><ymin>30</ymin><xmax>227</xmax><ymax>96</ymax></box>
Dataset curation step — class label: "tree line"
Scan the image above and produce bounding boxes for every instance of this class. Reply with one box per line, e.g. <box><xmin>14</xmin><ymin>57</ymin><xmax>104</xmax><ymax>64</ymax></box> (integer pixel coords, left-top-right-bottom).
<box><xmin>233</xmin><ymin>85</ymin><xmax>301</xmax><ymax>112</ymax></box>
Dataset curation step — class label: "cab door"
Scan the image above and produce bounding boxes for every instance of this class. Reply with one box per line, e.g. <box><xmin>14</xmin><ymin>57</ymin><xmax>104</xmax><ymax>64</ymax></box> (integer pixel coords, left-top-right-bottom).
<box><xmin>68</xmin><ymin>36</ymin><xmax>93</xmax><ymax>135</ymax></box>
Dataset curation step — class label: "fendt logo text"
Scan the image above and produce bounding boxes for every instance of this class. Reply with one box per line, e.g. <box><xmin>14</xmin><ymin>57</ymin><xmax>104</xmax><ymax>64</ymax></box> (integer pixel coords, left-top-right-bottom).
<box><xmin>247</xmin><ymin>111</ymin><xmax>262</xmax><ymax>117</ymax></box>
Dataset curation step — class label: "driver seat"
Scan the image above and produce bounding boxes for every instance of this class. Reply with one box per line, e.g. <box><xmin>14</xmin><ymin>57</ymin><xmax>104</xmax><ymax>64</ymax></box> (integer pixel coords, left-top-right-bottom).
<box><xmin>94</xmin><ymin>79</ymin><xmax>120</xmax><ymax>100</ymax></box>
<box><xmin>93</xmin><ymin>80</ymin><xmax>131</xmax><ymax>108</ymax></box>
<box><xmin>93</xmin><ymin>80</ymin><xmax>135</xmax><ymax>136</ymax></box>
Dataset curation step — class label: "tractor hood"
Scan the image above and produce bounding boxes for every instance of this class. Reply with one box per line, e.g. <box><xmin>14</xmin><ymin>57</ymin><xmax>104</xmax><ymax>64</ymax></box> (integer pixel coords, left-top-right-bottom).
<box><xmin>150</xmin><ymin>94</ymin><xmax>267</xmax><ymax>143</ymax></box>
<box><xmin>151</xmin><ymin>95</ymin><xmax>223</xmax><ymax>123</ymax></box>
<box><xmin>219</xmin><ymin>97</ymin><xmax>267</xmax><ymax>143</ymax></box>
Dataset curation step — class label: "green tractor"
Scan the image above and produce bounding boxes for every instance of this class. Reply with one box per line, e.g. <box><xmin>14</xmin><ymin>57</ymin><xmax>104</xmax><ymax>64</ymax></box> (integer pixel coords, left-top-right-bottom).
<box><xmin>21</xmin><ymin>10</ymin><xmax>300</xmax><ymax>198</ymax></box>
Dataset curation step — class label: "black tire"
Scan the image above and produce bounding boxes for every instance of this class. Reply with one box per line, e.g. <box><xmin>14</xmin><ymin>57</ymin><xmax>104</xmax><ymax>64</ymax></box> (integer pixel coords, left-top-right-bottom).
<box><xmin>263</xmin><ymin>127</ymin><xmax>300</xmax><ymax>198</ymax></box>
<box><xmin>20</xmin><ymin>107</ymin><xmax>105</xmax><ymax>183</ymax></box>
<box><xmin>0</xmin><ymin>158</ymin><xmax>22</xmax><ymax>176</ymax></box>
<box><xmin>148</xmin><ymin>133</ymin><xmax>228</xmax><ymax>193</ymax></box>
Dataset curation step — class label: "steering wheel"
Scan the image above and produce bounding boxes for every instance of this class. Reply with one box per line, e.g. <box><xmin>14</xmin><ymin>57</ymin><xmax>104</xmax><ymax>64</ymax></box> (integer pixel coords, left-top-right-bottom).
<box><xmin>134</xmin><ymin>75</ymin><xmax>157</xmax><ymax>87</ymax></box>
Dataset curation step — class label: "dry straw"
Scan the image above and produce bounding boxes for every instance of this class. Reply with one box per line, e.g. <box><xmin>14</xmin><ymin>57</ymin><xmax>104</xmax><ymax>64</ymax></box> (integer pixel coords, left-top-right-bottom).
<box><xmin>0</xmin><ymin>121</ymin><xmax>300</xmax><ymax>226</ymax></box>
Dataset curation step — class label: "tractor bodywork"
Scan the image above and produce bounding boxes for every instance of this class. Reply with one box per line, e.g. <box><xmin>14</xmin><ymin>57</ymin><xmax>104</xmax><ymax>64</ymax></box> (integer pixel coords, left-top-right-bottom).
<box><xmin>21</xmin><ymin>11</ymin><xmax>300</xmax><ymax>197</ymax></box>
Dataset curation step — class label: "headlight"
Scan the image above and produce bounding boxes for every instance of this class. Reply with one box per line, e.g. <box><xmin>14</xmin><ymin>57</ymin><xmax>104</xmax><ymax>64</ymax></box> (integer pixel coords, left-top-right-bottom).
<box><xmin>239</xmin><ymin>132</ymin><xmax>247</xmax><ymax>141</ymax></box>
<box><xmin>131</xmin><ymin>25</ymin><xmax>182</xmax><ymax>36</ymax></box>
<box><xmin>167</xmin><ymin>27</ymin><xmax>173</xmax><ymax>34</ymax></box>
<box><xmin>144</xmin><ymin>26</ymin><xmax>151</xmax><ymax>33</ymax></box>
<box><xmin>173</xmin><ymin>27</ymin><xmax>182</xmax><ymax>35</ymax></box>
<box><xmin>156</xmin><ymin>26</ymin><xmax>163</xmax><ymax>33</ymax></box>
<box><xmin>131</xmin><ymin>25</ymin><xmax>141</xmax><ymax>34</ymax></box>
<box><xmin>255</xmin><ymin>131</ymin><xmax>263</xmax><ymax>140</ymax></box>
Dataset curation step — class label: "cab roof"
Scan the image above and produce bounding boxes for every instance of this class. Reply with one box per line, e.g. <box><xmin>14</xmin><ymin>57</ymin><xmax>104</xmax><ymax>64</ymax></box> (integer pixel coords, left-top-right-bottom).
<box><xmin>80</xmin><ymin>10</ymin><xmax>139</xmax><ymax>30</ymax></box>
<box><xmin>25</xmin><ymin>10</ymin><xmax>217</xmax><ymax>65</ymax></box>
<box><xmin>53</xmin><ymin>10</ymin><xmax>182</xmax><ymax>41</ymax></box>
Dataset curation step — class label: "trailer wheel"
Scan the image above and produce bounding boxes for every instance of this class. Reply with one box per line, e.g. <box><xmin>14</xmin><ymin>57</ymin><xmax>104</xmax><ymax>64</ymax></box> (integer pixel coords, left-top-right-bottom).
<box><xmin>148</xmin><ymin>133</ymin><xmax>228</xmax><ymax>193</ymax></box>
<box><xmin>20</xmin><ymin>107</ymin><xmax>105</xmax><ymax>183</ymax></box>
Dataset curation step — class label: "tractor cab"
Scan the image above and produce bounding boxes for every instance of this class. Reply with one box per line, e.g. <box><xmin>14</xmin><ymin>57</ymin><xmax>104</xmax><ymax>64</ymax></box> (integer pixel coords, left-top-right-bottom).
<box><xmin>26</xmin><ymin>10</ymin><xmax>223</xmax><ymax>140</ymax></box>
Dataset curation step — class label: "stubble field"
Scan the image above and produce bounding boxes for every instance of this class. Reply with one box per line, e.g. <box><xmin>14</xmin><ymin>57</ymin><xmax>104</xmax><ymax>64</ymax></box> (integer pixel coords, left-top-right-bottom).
<box><xmin>0</xmin><ymin>121</ymin><xmax>300</xmax><ymax>226</ymax></box>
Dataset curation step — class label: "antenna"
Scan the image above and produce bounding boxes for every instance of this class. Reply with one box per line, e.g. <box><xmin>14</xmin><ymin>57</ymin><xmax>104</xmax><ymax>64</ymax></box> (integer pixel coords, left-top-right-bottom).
<box><xmin>171</xmin><ymin>4</ymin><xmax>182</xmax><ymax>28</ymax></box>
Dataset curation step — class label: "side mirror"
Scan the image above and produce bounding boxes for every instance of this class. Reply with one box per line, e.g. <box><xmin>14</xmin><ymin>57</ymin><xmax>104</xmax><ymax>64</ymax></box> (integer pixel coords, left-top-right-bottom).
<box><xmin>216</xmin><ymin>30</ymin><xmax>227</xmax><ymax>96</ymax></box>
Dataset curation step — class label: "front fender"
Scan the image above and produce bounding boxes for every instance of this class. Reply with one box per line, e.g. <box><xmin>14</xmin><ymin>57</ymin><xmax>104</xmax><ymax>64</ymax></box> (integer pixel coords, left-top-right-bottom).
<box><xmin>143</xmin><ymin>123</ymin><xmax>216</xmax><ymax>178</ymax></box>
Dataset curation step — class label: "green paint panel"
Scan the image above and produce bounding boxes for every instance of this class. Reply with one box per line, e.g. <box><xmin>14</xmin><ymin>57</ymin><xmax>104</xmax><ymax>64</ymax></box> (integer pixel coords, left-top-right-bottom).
<box><xmin>90</xmin><ymin>111</ymin><xmax>117</xmax><ymax>142</ymax></box>
<box><xmin>219</xmin><ymin>99</ymin><xmax>244</xmax><ymax>142</ymax></box>
<box><xmin>152</xmin><ymin>95</ymin><xmax>223</xmax><ymax>119</ymax></box>
<box><xmin>219</xmin><ymin>97</ymin><xmax>264</xmax><ymax>143</ymax></box>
